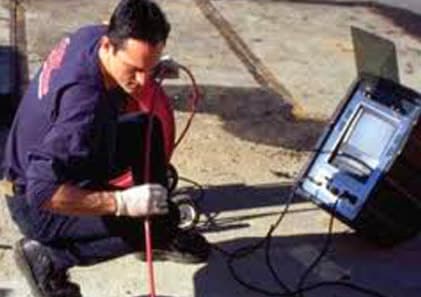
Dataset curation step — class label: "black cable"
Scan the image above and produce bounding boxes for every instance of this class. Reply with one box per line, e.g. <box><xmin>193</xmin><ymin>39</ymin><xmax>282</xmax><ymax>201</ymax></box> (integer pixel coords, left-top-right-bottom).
<box><xmin>230</xmin><ymin>195</ymin><xmax>392</xmax><ymax>297</ymax></box>
<box><xmin>295</xmin><ymin>200</ymin><xmax>338</xmax><ymax>297</ymax></box>
<box><xmin>178</xmin><ymin>175</ymin><xmax>206</xmax><ymax>203</ymax></box>
<box><xmin>180</xmin><ymin>175</ymin><xmax>392</xmax><ymax>297</ymax></box>
<box><xmin>227</xmin><ymin>256</ymin><xmax>287</xmax><ymax>296</ymax></box>
<box><xmin>262</xmin><ymin>191</ymin><xmax>393</xmax><ymax>297</ymax></box>
<box><xmin>265</xmin><ymin>231</ymin><xmax>293</xmax><ymax>294</ymax></box>
<box><xmin>226</xmin><ymin>189</ymin><xmax>294</xmax><ymax>260</ymax></box>
<box><xmin>220</xmin><ymin>190</ymin><xmax>296</xmax><ymax>296</ymax></box>
<box><xmin>222</xmin><ymin>190</ymin><xmax>392</xmax><ymax>297</ymax></box>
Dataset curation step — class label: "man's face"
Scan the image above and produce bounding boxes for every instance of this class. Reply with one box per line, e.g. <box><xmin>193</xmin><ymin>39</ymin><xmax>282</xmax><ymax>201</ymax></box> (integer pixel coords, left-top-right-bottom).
<box><xmin>104</xmin><ymin>38</ymin><xmax>164</xmax><ymax>96</ymax></box>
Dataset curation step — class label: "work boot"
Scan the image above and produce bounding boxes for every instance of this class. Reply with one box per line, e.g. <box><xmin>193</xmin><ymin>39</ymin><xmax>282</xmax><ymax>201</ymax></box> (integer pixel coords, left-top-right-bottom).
<box><xmin>138</xmin><ymin>229</ymin><xmax>211</xmax><ymax>264</ymax></box>
<box><xmin>14</xmin><ymin>238</ymin><xmax>82</xmax><ymax>297</ymax></box>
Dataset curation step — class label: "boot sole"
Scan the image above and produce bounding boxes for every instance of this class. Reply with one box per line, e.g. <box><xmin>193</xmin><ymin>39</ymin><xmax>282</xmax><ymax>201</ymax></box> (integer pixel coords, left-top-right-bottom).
<box><xmin>14</xmin><ymin>240</ymin><xmax>46</xmax><ymax>297</ymax></box>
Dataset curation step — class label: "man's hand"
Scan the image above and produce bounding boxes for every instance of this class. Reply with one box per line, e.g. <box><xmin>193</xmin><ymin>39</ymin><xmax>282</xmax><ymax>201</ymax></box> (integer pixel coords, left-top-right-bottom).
<box><xmin>114</xmin><ymin>184</ymin><xmax>169</xmax><ymax>217</ymax></box>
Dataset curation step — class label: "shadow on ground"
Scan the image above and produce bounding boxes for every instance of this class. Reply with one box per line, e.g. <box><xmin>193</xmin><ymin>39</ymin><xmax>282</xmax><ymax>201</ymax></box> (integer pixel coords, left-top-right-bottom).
<box><xmin>0</xmin><ymin>289</ymin><xmax>12</xmax><ymax>297</ymax></box>
<box><xmin>178</xmin><ymin>182</ymin><xmax>309</xmax><ymax>233</ymax></box>
<box><xmin>193</xmin><ymin>233</ymin><xmax>421</xmax><ymax>297</ymax></box>
<box><xmin>166</xmin><ymin>85</ymin><xmax>327</xmax><ymax>151</ymax></box>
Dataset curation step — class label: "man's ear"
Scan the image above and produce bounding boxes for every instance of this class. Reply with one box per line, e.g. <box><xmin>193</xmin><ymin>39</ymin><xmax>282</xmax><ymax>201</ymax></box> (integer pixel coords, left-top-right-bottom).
<box><xmin>100</xmin><ymin>36</ymin><xmax>113</xmax><ymax>53</ymax></box>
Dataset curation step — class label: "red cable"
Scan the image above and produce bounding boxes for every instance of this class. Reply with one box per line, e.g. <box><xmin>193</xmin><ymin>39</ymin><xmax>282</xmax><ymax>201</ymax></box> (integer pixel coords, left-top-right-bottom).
<box><xmin>173</xmin><ymin>65</ymin><xmax>201</xmax><ymax>150</ymax></box>
<box><xmin>142</xmin><ymin>64</ymin><xmax>201</xmax><ymax>297</ymax></box>
<box><xmin>143</xmin><ymin>74</ymin><xmax>165</xmax><ymax>297</ymax></box>
<box><xmin>144</xmin><ymin>219</ymin><xmax>156</xmax><ymax>297</ymax></box>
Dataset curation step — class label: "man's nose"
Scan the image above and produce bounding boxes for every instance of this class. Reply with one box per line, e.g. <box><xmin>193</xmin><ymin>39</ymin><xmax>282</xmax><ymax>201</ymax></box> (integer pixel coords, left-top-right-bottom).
<box><xmin>134</xmin><ymin>72</ymin><xmax>146</xmax><ymax>85</ymax></box>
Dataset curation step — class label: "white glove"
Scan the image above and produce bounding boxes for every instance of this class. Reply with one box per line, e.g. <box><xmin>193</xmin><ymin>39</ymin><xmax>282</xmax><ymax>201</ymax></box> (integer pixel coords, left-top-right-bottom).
<box><xmin>114</xmin><ymin>184</ymin><xmax>169</xmax><ymax>217</ymax></box>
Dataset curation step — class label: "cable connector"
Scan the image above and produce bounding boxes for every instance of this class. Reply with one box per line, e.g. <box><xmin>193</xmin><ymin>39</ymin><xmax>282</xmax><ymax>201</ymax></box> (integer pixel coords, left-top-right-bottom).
<box><xmin>153</xmin><ymin>55</ymin><xmax>180</xmax><ymax>80</ymax></box>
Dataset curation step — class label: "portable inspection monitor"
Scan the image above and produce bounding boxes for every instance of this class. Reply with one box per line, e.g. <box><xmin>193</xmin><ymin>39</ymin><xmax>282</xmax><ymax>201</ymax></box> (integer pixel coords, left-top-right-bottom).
<box><xmin>295</xmin><ymin>28</ymin><xmax>421</xmax><ymax>245</ymax></box>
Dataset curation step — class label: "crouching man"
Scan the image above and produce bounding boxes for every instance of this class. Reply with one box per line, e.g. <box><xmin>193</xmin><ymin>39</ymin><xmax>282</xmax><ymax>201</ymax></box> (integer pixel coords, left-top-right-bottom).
<box><xmin>2</xmin><ymin>1</ymin><xmax>210</xmax><ymax>296</ymax></box>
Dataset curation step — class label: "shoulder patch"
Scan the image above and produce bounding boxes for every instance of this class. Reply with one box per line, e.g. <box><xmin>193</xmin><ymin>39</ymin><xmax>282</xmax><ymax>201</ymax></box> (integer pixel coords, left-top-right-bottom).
<box><xmin>38</xmin><ymin>37</ymin><xmax>71</xmax><ymax>100</ymax></box>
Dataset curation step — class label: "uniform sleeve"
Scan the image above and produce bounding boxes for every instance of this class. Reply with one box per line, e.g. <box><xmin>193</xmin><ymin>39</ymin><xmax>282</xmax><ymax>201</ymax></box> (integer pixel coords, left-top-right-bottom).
<box><xmin>25</xmin><ymin>84</ymin><xmax>101</xmax><ymax>209</ymax></box>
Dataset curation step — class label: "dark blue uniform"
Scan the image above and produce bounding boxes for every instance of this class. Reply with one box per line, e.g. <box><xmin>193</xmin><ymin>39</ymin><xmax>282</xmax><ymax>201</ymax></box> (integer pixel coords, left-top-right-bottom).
<box><xmin>3</xmin><ymin>25</ymin><xmax>177</xmax><ymax>270</ymax></box>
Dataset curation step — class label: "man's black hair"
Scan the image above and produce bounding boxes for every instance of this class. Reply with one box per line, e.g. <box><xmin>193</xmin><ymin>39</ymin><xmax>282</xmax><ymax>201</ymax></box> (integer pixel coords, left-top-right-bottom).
<box><xmin>107</xmin><ymin>0</ymin><xmax>170</xmax><ymax>50</ymax></box>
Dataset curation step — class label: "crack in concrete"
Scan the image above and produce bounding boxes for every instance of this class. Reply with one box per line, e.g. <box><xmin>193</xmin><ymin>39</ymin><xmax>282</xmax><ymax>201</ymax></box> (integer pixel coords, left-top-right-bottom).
<box><xmin>194</xmin><ymin>0</ymin><xmax>307</xmax><ymax>118</ymax></box>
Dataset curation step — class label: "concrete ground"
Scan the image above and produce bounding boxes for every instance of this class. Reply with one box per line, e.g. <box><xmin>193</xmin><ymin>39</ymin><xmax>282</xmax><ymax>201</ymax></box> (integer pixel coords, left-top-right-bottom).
<box><xmin>0</xmin><ymin>0</ymin><xmax>420</xmax><ymax>297</ymax></box>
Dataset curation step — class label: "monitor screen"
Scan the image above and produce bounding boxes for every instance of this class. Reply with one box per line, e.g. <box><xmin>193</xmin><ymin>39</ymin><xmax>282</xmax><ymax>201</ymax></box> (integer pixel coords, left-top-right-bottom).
<box><xmin>346</xmin><ymin>110</ymin><xmax>396</xmax><ymax>160</ymax></box>
<box><xmin>331</xmin><ymin>108</ymin><xmax>397</xmax><ymax>178</ymax></box>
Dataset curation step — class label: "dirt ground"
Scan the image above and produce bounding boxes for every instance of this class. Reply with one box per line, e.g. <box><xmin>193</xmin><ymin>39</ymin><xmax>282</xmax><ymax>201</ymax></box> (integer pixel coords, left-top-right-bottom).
<box><xmin>0</xmin><ymin>1</ymin><xmax>420</xmax><ymax>297</ymax></box>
